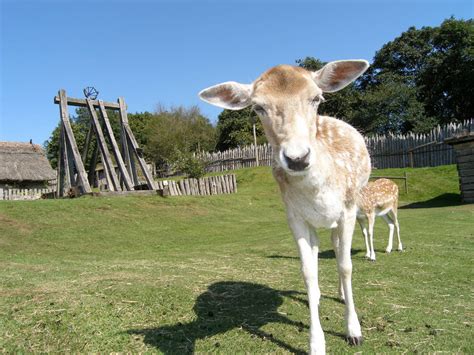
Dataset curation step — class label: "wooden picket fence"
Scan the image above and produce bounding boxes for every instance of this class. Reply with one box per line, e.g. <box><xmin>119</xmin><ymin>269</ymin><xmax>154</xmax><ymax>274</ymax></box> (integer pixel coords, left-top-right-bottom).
<box><xmin>0</xmin><ymin>176</ymin><xmax>236</xmax><ymax>200</ymax></box>
<box><xmin>197</xmin><ymin>119</ymin><xmax>474</xmax><ymax>171</ymax></box>
<box><xmin>197</xmin><ymin>145</ymin><xmax>273</xmax><ymax>173</ymax></box>
<box><xmin>366</xmin><ymin>119</ymin><xmax>474</xmax><ymax>169</ymax></box>
<box><xmin>155</xmin><ymin>174</ymin><xmax>237</xmax><ymax>196</ymax></box>
<box><xmin>0</xmin><ymin>187</ymin><xmax>55</xmax><ymax>201</ymax></box>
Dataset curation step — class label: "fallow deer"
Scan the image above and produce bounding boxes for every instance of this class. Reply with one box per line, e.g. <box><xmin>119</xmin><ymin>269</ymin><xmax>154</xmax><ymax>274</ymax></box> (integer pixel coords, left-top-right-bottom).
<box><xmin>199</xmin><ymin>59</ymin><xmax>370</xmax><ymax>355</ymax></box>
<box><xmin>357</xmin><ymin>178</ymin><xmax>403</xmax><ymax>261</ymax></box>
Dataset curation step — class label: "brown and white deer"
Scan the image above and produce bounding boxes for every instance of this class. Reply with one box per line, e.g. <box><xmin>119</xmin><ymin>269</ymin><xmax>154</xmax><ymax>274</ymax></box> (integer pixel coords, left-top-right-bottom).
<box><xmin>357</xmin><ymin>178</ymin><xmax>403</xmax><ymax>261</ymax></box>
<box><xmin>199</xmin><ymin>60</ymin><xmax>370</xmax><ymax>354</ymax></box>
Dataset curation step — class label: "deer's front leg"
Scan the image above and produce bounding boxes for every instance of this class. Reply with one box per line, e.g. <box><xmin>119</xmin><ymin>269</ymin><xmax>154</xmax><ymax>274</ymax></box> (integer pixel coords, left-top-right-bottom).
<box><xmin>331</xmin><ymin>229</ymin><xmax>345</xmax><ymax>302</ymax></box>
<box><xmin>288</xmin><ymin>216</ymin><xmax>325</xmax><ymax>355</ymax></box>
<box><xmin>335</xmin><ymin>209</ymin><xmax>363</xmax><ymax>345</ymax></box>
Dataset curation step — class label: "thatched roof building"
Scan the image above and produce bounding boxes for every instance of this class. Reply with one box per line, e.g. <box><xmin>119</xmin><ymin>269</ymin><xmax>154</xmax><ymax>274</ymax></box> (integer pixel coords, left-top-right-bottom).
<box><xmin>0</xmin><ymin>142</ymin><xmax>56</xmax><ymax>185</ymax></box>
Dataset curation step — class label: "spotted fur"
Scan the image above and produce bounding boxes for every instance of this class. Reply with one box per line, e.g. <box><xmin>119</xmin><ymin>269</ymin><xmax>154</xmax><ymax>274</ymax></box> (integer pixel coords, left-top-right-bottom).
<box><xmin>199</xmin><ymin>59</ymin><xmax>370</xmax><ymax>355</ymax></box>
<box><xmin>357</xmin><ymin>178</ymin><xmax>403</xmax><ymax>261</ymax></box>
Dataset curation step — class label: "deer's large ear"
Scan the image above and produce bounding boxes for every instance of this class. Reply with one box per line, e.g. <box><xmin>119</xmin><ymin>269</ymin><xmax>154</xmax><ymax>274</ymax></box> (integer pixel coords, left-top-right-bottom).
<box><xmin>199</xmin><ymin>81</ymin><xmax>252</xmax><ymax>110</ymax></box>
<box><xmin>312</xmin><ymin>60</ymin><xmax>369</xmax><ymax>93</ymax></box>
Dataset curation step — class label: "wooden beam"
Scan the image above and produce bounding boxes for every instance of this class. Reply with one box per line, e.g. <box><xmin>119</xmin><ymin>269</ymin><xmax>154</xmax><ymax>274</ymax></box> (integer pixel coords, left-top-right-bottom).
<box><xmin>58</xmin><ymin>90</ymin><xmax>92</xmax><ymax>194</ymax></box>
<box><xmin>118</xmin><ymin>103</ymin><xmax>137</xmax><ymax>185</ymax></box>
<box><xmin>65</xmin><ymin>135</ymin><xmax>77</xmax><ymax>187</ymax></box>
<box><xmin>54</xmin><ymin>95</ymin><xmax>122</xmax><ymax>110</ymax></box>
<box><xmin>127</xmin><ymin>136</ymin><xmax>140</xmax><ymax>185</ymax></box>
<box><xmin>118</xmin><ymin>97</ymin><xmax>134</xmax><ymax>183</ymax></box>
<box><xmin>82</xmin><ymin>122</ymin><xmax>93</xmax><ymax>163</ymax></box>
<box><xmin>124</xmin><ymin>125</ymin><xmax>156</xmax><ymax>189</ymax></box>
<box><xmin>57</xmin><ymin>122</ymin><xmax>67</xmax><ymax>197</ymax></box>
<box><xmin>118</xmin><ymin>97</ymin><xmax>156</xmax><ymax>189</ymax></box>
<box><xmin>100</xmin><ymin>153</ymin><xmax>114</xmax><ymax>191</ymax></box>
<box><xmin>85</xmin><ymin>98</ymin><xmax>121</xmax><ymax>191</ymax></box>
<box><xmin>98</xmin><ymin>100</ymin><xmax>134</xmax><ymax>191</ymax></box>
<box><xmin>88</xmin><ymin>142</ymin><xmax>99</xmax><ymax>188</ymax></box>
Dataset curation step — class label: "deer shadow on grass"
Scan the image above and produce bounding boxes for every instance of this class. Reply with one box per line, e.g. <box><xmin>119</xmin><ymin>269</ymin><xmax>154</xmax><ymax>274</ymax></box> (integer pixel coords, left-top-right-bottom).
<box><xmin>127</xmin><ymin>281</ymin><xmax>309</xmax><ymax>354</ymax></box>
<box><xmin>268</xmin><ymin>248</ymin><xmax>364</xmax><ymax>260</ymax></box>
<box><xmin>400</xmin><ymin>193</ymin><xmax>462</xmax><ymax>209</ymax></box>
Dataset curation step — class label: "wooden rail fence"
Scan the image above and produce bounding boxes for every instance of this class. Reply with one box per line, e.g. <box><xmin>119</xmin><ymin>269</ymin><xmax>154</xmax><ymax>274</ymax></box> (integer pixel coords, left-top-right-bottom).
<box><xmin>197</xmin><ymin>119</ymin><xmax>474</xmax><ymax>171</ymax></box>
<box><xmin>155</xmin><ymin>174</ymin><xmax>237</xmax><ymax>196</ymax></box>
<box><xmin>0</xmin><ymin>187</ymin><xmax>55</xmax><ymax>201</ymax></box>
<box><xmin>0</xmin><ymin>176</ymin><xmax>237</xmax><ymax>199</ymax></box>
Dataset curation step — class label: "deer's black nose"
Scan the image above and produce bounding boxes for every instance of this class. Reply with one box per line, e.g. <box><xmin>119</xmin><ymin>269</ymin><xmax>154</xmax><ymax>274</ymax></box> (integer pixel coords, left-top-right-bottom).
<box><xmin>283</xmin><ymin>149</ymin><xmax>311</xmax><ymax>171</ymax></box>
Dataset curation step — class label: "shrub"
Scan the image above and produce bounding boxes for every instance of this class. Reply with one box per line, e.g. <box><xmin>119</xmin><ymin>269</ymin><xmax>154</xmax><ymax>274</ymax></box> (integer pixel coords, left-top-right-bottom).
<box><xmin>174</xmin><ymin>152</ymin><xmax>206</xmax><ymax>179</ymax></box>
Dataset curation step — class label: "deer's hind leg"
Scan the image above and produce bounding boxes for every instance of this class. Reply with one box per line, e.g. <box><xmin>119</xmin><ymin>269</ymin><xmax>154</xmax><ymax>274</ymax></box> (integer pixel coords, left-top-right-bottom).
<box><xmin>357</xmin><ymin>216</ymin><xmax>371</xmax><ymax>259</ymax></box>
<box><xmin>389</xmin><ymin>206</ymin><xmax>403</xmax><ymax>251</ymax></box>
<box><xmin>381</xmin><ymin>213</ymin><xmax>395</xmax><ymax>253</ymax></box>
<box><xmin>367</xmin><ymin>213</ymin><xmax>376</xmax><ymax>261</ymax></box>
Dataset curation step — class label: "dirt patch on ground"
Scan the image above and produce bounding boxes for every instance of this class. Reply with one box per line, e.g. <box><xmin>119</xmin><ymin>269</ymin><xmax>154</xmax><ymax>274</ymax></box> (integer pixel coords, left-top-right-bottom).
<box><xmin>0</xmin><ymin>213</ymin><xmax>33</xmax><ymax>235</ymax></box>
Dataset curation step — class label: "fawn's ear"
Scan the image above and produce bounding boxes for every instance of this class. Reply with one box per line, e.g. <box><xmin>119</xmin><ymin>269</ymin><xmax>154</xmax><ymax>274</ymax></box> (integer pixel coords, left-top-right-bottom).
<box><xmin>199</xmin><ymin>81</ymin><xmax>252</xmax><ymax>110</ymax></box>
<box><xmin>312</xmin><ymin>60</ymin><xmax>369</xmax><ymax>93</ymax></box>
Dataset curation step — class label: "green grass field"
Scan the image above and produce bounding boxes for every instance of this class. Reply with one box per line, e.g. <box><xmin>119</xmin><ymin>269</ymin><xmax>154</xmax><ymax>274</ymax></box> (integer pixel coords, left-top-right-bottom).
<box><xmin>1</xmin><ymin>165</ymin><xmax>472</xmax><ymax>353</ymax></box>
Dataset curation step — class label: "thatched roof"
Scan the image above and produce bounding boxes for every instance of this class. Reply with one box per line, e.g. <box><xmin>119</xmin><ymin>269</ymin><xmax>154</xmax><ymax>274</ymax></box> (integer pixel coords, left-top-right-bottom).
<box><xmin>0</xmin><ymin>142</ymin><xmax>56</xmax><ymax>182</ymax></box>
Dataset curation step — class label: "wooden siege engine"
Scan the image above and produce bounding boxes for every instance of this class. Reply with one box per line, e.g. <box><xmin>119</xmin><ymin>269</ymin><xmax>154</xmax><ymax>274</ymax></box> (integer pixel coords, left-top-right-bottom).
<box><xmin>54</xmin><ymin>89</ymin><xmax>156</xmax><ymax>197</ymax></box>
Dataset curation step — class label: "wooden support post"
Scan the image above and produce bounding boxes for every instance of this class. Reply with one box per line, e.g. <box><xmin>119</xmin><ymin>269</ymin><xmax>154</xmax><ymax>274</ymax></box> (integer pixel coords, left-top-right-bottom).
<box><xmin>253</xmin><ymin>123</ymin><xmax>259</xmax><ymax>166</ymax></box>
<box><xmin>404</xmin><ymin>172</ymin><xmax>408</xmax><ymax>194</ymax></box>
<box><xmin>57</xmin><ymin>122</ymin><xmax>68</xmax><ymax>197</ymax></box>
<box><xmin>118</xmin><ymin>98</ymin><xmax>139</xmax><ymax>185</ymax></box>
<box><xmin>101</xmin><ymin>153</ymin><xmax>114</xmax><ymax>191</ymax></box>
<box><xmin>88</xmin><ymin>142</ymin><xmax>99</xmax><ymax>188</ymax></box>
<box><xmin>65</xmin><ymin>134</ymin><xmax>77</xmax><ymax>187</ymax></box>
<box><xmin>58</xmin><ymin>90</ymin><xmax>92</xmax><ymax>194</ymax></box>
<box><xmin>118</xmin><ymin>97</ymin><xmax>156</xmax><ymax>190</ymax></box>
<box><xmin>85</xmin><ymin>98</ymin><xmax>121</xmax><ymax>191</ymax></box>
<box><xmin>82</xmin><ymin>122</ymin><xmax>93</xmax><ymax>163</ymax></box>
<box><xmin>98</xmin><ymin>100</ymin><xmax>134</xmax><ymax>191</ymax></box>
<box><xmin>127</xmin><ymin>139</ymin><xmax>140</xmax><ymax>185</ymax></box>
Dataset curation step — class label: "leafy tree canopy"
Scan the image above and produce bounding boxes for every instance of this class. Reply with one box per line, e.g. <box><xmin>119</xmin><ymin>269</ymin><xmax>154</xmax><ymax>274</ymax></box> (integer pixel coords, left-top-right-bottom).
<box><xmin>364</xmin><ymin>17</ymin><xmax>473</xmax><ymax>129</ymax></box>
<box><xmin>216</xmin><ymin>107</ymin><xmax>266</xmax><ymax>151</ymax></box>
<box><xmin>145</xmin><ymin>105</ymin><xmax>217</xmax><ymax>167</ymax></box>
<box><xmin>297</xmin><ymin>18</ymin><xmax>473</xmax><ymax>135</ymax></box>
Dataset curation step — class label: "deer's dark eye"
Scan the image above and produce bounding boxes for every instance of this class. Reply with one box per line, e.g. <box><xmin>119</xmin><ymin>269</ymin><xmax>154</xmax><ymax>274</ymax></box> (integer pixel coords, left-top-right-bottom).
<box><xmin>253</xmin><ymin>105</ymin><xmax>267</xmax><ymax>115</ymax></box>
<box><xmin>311</xmin><ymin>94</ymin><xmax>325</xmax><ymax>107</ymax></box>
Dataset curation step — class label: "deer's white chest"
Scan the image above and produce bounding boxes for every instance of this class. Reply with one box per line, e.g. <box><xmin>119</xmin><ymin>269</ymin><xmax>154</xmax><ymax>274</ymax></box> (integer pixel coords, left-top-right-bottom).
<box><xmin>285</xmin><ymin>182</ymin><xmax>343</xmax><ymax>229</ymax></box>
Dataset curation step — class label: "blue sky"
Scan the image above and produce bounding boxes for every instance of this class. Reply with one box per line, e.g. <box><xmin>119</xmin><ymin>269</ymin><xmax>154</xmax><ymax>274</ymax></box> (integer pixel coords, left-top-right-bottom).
<box><xmin>0</xmin><ymin>0</ymin><xmax>472</xmax><ymax>145</ymax></box>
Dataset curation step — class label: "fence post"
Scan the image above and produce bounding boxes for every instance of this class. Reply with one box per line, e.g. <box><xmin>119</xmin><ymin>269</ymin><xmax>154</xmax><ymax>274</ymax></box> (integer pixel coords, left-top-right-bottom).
<box><xmin>404</xmin><ymin>172</ymin><xmax>408</xmax><ymax>194</ymax></box>
<box><xmin>409</xmin><ymin>151</ymin><xmax>414</xmax><ymax>168</ymax></box>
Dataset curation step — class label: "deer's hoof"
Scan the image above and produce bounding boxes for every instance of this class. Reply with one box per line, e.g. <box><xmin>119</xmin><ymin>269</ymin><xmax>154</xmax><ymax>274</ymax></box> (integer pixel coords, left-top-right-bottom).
<box><xmin>346</xmin><ymin>335</ymin><xmax>363</xmax><ymax>346</ymax></box>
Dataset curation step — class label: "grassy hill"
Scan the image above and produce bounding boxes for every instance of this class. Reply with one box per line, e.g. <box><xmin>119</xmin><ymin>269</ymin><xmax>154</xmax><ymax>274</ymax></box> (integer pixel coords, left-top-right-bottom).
<box><xmin>1</xmin><ymin>165</ymin><xmax>472</xmax><ymax>353</ymax></box>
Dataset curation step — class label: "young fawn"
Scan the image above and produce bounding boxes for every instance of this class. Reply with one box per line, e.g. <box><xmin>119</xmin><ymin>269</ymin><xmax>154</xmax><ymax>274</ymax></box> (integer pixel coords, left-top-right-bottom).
<box><xmin>357</xmin><ymin>178</ymin><xmax>403</xmax><ymax>261</ymax></box>
<box><xmin>200</xmin><ymin>59</ymin><xmax>370</xmax><ymax>354</ymax></box>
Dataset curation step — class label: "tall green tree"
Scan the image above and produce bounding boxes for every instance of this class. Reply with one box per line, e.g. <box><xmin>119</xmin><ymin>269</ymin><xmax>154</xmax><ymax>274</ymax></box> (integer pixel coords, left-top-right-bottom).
<box><xmin>44</xmin><ymin>109</ymin><xmax>90</xmax><ymax>169</ymax></box>
<box><xmin>365</xmin><ymin>18</ymin><xmax>473</xmax><ymax>128</ymax></box>
<box><xmin>215</xmin><ymin>107</ymin><xmax>266</xmax><ymax>151</ymax></box>
<box><xmin>296</xmin><ymin>57</ymin><xmax>363</xmax><ymax>126</ymax></box>
<box><xmin>351</xmin><ymin>73</ymin><xmax>430</xmax><ymax>134</ymax></box>
<box><xmin>299</xmin><ymin>18</ymin><xmax>473</xmax><ymax>135</ymax></box>
<box><xmin>145</xmin><ymin>105</ymin><xmax>216</xmax><ymax>166</ymax></box>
